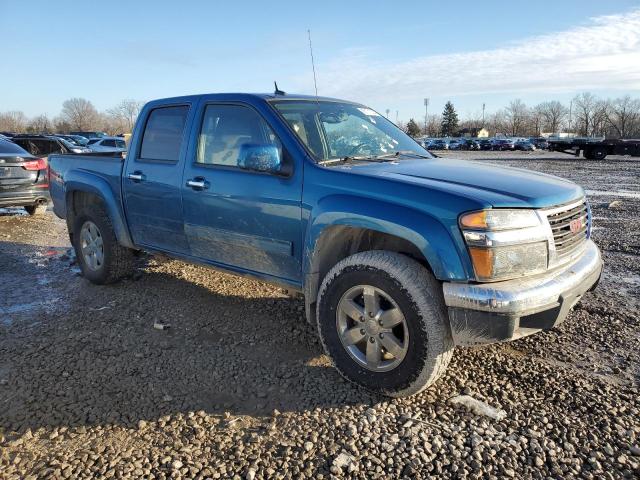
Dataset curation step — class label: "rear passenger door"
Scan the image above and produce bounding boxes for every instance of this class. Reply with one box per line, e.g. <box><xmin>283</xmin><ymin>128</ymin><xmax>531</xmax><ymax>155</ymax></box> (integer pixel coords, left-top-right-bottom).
<box><xmin>122</xmin><ymin>104</ymin><xmax>194</xmax><ymax>254</ymax></box>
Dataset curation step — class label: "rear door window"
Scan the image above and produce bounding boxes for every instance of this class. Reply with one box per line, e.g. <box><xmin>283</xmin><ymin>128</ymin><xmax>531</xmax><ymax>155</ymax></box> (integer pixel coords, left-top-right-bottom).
<box><xmin>139</xmin><ymin>106</ymin><xmax>189</xmax><ymax>161</ymax></box>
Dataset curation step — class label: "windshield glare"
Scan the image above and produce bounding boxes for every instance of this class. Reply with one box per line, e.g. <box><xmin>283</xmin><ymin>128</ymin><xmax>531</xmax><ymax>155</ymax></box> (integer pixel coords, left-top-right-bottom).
<box><xmin>271</xmin><ymin>100</ymin><xmax>431</xmax><ymax>162</ymax></box>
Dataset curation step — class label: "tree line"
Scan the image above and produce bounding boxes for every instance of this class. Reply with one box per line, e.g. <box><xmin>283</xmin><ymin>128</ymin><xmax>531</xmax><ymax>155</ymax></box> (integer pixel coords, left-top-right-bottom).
<box><xmin>0</xmin><ymin>98</ymin><xmax>145</xmax><ymax>135</ymax></box>
<box><xmin>399</xmin><ymin>92</ymin><xmax>640</xmax><ymax>138</ymax></box>
<box><xmin>3</xmin><ymin>92</ymin><xmax>640</xmax><ymax>139</ymax></box>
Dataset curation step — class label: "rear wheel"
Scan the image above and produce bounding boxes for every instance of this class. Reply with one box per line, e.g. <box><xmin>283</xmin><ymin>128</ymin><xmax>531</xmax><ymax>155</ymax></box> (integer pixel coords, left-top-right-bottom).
<box><xmin>24</xmin><ymin>204</ymin><xmax>47</xmax><ymax>215</ymax></box>
<box><xmin>72</xmin><ymin>204</ymin><xmax>135</xmax><ymax>284</ymax></box>
<box><xmin>316</xmin><ymin>250</ymin><xmax>453</xmax><ymax>397</ymax></box>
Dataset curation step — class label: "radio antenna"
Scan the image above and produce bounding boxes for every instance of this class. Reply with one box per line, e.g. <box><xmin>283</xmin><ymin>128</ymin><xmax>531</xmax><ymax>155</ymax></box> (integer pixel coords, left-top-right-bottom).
<box><xmin>307</xmin><ymin>29</ymin><xmax>319</xmax><ymax>101</ymax></box>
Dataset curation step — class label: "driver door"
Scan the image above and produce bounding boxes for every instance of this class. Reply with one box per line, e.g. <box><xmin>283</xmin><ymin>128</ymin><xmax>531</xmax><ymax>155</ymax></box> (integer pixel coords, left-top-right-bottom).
<box><xmin>181</xmin><ymin>102</ymin><xmax>303</xmax><ymax>284</ymax></box>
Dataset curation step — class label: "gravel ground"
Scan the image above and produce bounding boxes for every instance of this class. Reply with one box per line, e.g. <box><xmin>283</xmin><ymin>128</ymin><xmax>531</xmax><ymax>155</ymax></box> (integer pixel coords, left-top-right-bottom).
<box><xmin>1</xmin><ymin>152</ymin><xmax>638</xmax><ymax>479</ymax></box>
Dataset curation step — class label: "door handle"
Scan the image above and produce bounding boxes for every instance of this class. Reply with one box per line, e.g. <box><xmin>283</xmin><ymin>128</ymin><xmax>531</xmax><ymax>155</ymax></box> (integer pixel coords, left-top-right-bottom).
<box><xmin>187</xmin><ymin>177</ymin><xmax>208</xmax><ymax>190</ymax></box>
<box><xmin>127</xmin><ymin>171</ymin><xmax>145</xmax><ymax>182</ymax></box>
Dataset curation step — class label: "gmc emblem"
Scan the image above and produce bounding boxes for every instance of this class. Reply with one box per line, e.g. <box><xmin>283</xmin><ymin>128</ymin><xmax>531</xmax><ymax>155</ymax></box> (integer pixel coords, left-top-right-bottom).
<box><xmin>569</xmin><ymin>218</ymin><xmax>583</xmax><ymax>233</ymax></box>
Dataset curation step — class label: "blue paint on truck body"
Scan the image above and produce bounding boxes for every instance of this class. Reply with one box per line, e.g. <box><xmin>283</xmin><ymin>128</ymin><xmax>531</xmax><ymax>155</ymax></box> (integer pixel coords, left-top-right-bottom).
<box><xmin>49</xmin><ymin>93</ymin><xmax>584</xmax><ymax>291</ymax></box>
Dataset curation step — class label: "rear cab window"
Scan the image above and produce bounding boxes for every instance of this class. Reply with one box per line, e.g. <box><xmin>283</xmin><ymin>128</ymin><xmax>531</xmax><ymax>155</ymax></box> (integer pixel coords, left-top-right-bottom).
<box><xmin>139</xmin><ymin>106</ymin><xmax>189</xmax><ymax>161</ymax></box>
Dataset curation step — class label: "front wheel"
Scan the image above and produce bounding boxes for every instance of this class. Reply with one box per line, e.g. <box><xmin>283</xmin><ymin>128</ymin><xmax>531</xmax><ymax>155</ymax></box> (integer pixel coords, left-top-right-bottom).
<box><xmin>316</xmin><ymin>251</ymin><xmax>453</xmax><ymax>397</ymax></box>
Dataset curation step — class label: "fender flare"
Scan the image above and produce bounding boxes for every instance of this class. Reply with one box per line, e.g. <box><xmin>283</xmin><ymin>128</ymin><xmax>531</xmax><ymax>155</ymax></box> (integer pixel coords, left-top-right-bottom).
<box><xmin>63</xmin><ymin>171</ymin><xmax>135</xmax><ymax>249</ymax></box>
<box><xmin>304</xmin><ymin>194</ymin><xmax>471</xmax><ymax>282</ymax></box>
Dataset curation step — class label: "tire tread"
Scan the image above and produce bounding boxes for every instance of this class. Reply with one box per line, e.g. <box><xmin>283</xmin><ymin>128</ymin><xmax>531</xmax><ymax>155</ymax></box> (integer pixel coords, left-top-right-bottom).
<box><xmin>316</xmin><ymin>250</ymin><xmax>453</xmax><ymax>397</ymax></box>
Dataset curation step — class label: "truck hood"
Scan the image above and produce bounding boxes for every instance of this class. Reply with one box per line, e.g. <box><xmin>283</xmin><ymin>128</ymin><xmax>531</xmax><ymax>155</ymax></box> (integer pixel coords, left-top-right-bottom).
<box><xmin>344</xmin><ymin>157</ymin><xmax>584</xmax><ymax>208</ymax></box>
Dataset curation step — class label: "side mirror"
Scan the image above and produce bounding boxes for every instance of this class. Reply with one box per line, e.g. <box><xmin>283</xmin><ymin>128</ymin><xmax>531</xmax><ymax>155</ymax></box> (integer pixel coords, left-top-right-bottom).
<box><xmin>237</xmin><ymin>144</ymin><xmax>284</xmax><ymax>174</ymax></box>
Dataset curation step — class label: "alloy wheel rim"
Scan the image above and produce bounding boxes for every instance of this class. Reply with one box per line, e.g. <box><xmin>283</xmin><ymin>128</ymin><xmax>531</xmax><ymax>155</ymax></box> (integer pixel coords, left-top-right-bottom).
<box><xmin>336</xmin><ymin>285</ymin><xmax>409</xmax><ymax>372</ymax></box>
<box><xmin>80</xmin><ymin>221</ymin><xmax>104</xmax><ymax>271</ymax></box>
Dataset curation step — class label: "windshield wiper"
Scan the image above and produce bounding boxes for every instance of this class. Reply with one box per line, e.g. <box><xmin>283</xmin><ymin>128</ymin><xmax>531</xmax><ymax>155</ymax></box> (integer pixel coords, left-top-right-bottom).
<box><xmin>377</xmin><ymin>150</ymin><xmax>432</xmax><ymax>159</ymax></box>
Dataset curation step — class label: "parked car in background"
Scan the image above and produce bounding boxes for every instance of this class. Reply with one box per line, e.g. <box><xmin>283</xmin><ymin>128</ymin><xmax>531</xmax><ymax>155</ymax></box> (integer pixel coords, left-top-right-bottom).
<box><xmin>447</xmin><ymin>139</ymin><xmax>466</xmax><ymax>150</ymax></box>
<box><xmin>463</xmin><ymin>139</ymin><xmax>480</xmax><ymax>150</ymax></box>
<box><xmin>515</xmin><ymin>140</ymin><xmax>536</xmax><ymax>151</ymax></box>
<box><xmin>56</xmin><ymin>134</ymin><xmax>90</xmax><ymax>146</ymax></box>
<box><xmin>0</xmin><ymin>132</ymin><xmax>17</xmax><ymax>138</ymax></box>
<box><xmin>0</xmin><ymin>138</ymin><xmax>49</xmax><ymax>215</ymax></box>
<box><xmin>87</xmin><ymin>137</ymin><xmax>127</xmax><ymax>153</ymax></box>
<box><xmin>427</xmin><ymin>139</ymin><xmax>449</xmax><ymax>150</ymax></box>
<box><xmin>478</xmin><ymin>139</ymin><xmax>493</xmax><ymax>150</ymax></box>
<box><xmin>69</xmin><ymin>131</ymin><xmax>107</xmax><ymax>139</ymax></box>
<box><xmin>492</xmin><ymin>139</ymin><xmax>516</xmax><ymax>151</ymax></box>
<box><xmin>12</xmin><ymin>135</ymin><xmax>89</xmax><ymax>157</ymax></box>
<box><xmin>530</xmin><ymin>137</ymin><xmax>549</xmax><ymax>150</ymax></box>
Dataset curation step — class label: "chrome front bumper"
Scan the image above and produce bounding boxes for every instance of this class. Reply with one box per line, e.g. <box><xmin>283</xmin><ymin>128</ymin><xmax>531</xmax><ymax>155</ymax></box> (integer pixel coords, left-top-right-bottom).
<box><xmin>442</xmin><ymin>240</ymin><xmax>602</xmax><ymax>345</ymax></box>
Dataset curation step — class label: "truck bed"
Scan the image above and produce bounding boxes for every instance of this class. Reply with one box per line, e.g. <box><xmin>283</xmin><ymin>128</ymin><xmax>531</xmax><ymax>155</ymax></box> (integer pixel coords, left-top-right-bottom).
<box><xmin>48</xmin><ymin>153</ymin><xmax>125</xmax><ymax>220</ymax></box>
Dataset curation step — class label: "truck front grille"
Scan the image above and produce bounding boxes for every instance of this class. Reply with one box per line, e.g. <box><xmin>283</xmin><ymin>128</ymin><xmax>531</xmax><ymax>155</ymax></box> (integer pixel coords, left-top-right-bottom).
<box><xmin>546</xmin><ymin>200</ymin><xmax>589</xmax><ymax>261</ymax></box>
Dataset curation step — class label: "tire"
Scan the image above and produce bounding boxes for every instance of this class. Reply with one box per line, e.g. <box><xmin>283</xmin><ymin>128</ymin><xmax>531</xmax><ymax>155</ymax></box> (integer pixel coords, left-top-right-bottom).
<box><xmin>316</xmin><ymin>250</ymin><xmax>453</xmax><ymax>397</ymax></box>
<box><xmin>583</xmin><ymin>149</ymin><xmax>593</xmax><ymax>160</ymax></box>
<box><xmin>24</xmin><ymin>204</ymin><xmax>47</xmax><ymax>215</ymax></box>
<box><xmin>591</xmin><ymin>147</ymin><xmax>607</xmax><ymax>160</ymax></box>
<box><xmin>72</xmin><ymin>204</ymin><xmax>135</xmax><ymax>284</ymax></box>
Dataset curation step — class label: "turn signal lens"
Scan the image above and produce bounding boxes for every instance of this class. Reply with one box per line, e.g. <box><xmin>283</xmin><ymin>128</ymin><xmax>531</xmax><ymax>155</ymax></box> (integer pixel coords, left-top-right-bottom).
<box><xmin>460</xmin><ymin>211</ymin><xmax>487</xmax><ymax>229</ymax></box>
<box><xmin>460</xmin><ymin>209</ymin><xmax>540</xmax><ymax>231</ymax></box>
<box><xmin>468</xmin><ymin>247</ymin><xmax>494</xmax><ymax>279</ymax></box>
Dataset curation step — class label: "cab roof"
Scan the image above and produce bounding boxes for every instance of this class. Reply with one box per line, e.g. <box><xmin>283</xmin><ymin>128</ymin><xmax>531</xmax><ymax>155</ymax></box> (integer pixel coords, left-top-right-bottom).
<box><xmin>145</xmin><ymin>92</ymin><xmax>360</xmax><ymax>106</ymax></box>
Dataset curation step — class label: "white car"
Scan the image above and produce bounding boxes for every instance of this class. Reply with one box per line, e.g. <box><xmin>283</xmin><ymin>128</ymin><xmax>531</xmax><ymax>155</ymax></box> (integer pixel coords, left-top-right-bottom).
<box><xmin>87</xmin><ymin>137</ymin><xmax>127</xmax><ymax>153</ymax></box>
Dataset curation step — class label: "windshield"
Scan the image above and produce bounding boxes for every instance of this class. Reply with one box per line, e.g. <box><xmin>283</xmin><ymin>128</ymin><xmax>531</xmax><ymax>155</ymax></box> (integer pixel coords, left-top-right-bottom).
<box><xmin>56</xmin><ymin>138</ymin><xmax>77</xmax><ymax>148</ymax></box>
<box><xmin>271</xmin><ymin>100</ymin><xmax>431</xmax><ymax>162</ymax></box>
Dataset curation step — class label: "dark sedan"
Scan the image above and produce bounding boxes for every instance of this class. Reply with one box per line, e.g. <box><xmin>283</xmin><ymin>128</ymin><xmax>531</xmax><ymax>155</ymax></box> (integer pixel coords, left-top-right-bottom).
<box><xmin>0</xmin><ymin>138</ymin><xmax>50</xmax><ymax>214</ymax></box>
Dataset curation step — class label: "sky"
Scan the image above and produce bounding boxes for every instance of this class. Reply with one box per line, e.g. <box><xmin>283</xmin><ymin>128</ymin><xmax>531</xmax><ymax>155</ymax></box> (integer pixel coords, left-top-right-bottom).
<box><xmin>1</xmin><ymin>0</ymin><xmax>640</xmax><ymax>122</ymax></box>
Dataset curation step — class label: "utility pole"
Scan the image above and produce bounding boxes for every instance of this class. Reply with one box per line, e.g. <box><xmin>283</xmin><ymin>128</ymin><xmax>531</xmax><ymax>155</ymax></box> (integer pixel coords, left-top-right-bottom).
<box><xmin>424</xmin><ymin>98</ymin><xmax>429</xmax><ymax>136</ymax></box>
<box><xmin>568</xmin><ymin>99</ymin><xmax>573</xmax><ymax>136</ymax></box>
<box><xmin>385</xmin><ymin>109</ymin><xmax>390</xmax><ymax>119</ymax></box>
<box><xmin>482</xmin><ymin>103</ymin><xmax>486</xmax><ymax>127</ymax></box>
<box><xmin>395</xmin><ymin>110</ymin><xmax>399</xmax><ymax>123</ymax></box>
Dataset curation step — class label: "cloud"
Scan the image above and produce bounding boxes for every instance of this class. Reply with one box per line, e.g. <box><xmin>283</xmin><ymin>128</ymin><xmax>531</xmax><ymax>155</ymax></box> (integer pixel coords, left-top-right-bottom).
<box><xmin>297</xmin><ymin>9</ymin><xmax>640</xmax><ymax>104</ymax></box>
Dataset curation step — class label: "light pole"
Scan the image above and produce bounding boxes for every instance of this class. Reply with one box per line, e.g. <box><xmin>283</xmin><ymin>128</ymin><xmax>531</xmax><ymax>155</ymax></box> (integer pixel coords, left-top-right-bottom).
<box><xmin>385</xmin><ymin>109</ymin><xmax>390</xmax><ymax>119</ymax></box>
<box><xmin>568</xmin><ymin>99</ymin><xmax>573</xmax><ymax>136</ymax></box>
<box><xmin>424</xmin><ymin>98</ymin><xmax>429</xmax><ymax>136</ymax></box>
<box><xmin>396</xmin><ymin>110</ymin><xmax>399</xmax><ymax>123</ymax></box>
<box><xmin>482</xmin><ymin>103</ymin><xmax>486</xmax><ymax>127</ymax></box>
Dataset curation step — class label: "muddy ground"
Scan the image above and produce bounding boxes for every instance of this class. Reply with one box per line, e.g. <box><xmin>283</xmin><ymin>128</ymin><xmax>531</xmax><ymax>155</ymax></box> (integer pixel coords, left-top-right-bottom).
<box><xmin>0</xmin><ymin>152</ymin><xmax>638</xmax><ymax>479</ymax></box>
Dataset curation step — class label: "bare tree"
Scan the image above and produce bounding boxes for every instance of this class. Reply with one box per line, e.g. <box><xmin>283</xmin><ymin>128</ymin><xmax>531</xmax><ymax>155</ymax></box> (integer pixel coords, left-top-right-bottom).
<box><xmin>0</xmin><ymin>111</ymin><xmax>28</xmax><ymax>132</ymax></box>
<box><xmin>425</xmin><ymin>114</ymin><xmax>442</xmax><ymax>137</ymax></box>
<box><xmin>572</xmin><ymin>92</ymin><xmax>599</xmax><ymax>136</ymax></box>
<box><xmin>604</xmin><ymin>95</ymin><xmax>640</xmax><ymax>138</ymax></box>
<box><xmin>107</xmin><ymin>99</ymin><xmax>144</xmax><ymax>133</ymax></box>
<box><xmin>488</xmin><ymin>110</ymin><xmax>508</xmax><ymax>137</ymax></box>
<box><xmin>60</xmin><ymin>98</ymin><xmax>100</xmax><ymax>130</ymax></box>
<box><xmin>591</xmin><ymin>100</ymin><xmax>610</xmax><ymax>137</ymax></box>
<box><xmin>27</xmin><ymin>114</ymin><xmax>52</xmax><ymax>133</ymax></box>
<box><xmin>537</xmin><ymin>101</ymin><xmax>568</xmax><ymax>134</ymax></box>
<box><xmin>504</xmin><ymin>99</ymin><xmax>528</xmax><ymax>136</ymax></box>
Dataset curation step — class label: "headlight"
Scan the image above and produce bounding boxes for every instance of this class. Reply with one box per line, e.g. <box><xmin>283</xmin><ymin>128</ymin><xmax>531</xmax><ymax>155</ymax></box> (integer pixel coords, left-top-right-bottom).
<box><xmin>460</xmin><ymin>209</ymin><xmax>548</xmax><ymax>282</ymax></box>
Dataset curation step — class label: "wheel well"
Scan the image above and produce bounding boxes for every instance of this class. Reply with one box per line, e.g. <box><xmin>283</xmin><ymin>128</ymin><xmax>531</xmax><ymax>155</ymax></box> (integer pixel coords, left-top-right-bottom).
<box><xmin>65</xmin><ymin>191</ymin><xmax>105</xmax><ymax>243</ymax></box>
<box><xmin>305</xmin><ymin>226</ymin><xmax>432</xmax><ymax>323</ymax></box>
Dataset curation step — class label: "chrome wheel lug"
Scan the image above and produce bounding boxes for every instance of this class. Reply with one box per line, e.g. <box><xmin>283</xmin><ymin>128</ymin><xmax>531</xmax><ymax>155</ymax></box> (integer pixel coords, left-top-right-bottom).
<box><xmin>379</xmin><ymin>333</ymin><xmax>384</xmax><ymax>339</ymax></box>
<box><xmin>369</xmin><ymin>337</ymin><xmax>375</xmax><ymax>343</ymax></box>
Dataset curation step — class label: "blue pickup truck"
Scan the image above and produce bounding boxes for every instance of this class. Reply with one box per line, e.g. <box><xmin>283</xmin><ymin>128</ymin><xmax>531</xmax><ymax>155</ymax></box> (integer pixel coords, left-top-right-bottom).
<box><xmin>49</xmin><ymin>93</ymin><xmax>602</xmax><ymax>397</ymax></box>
